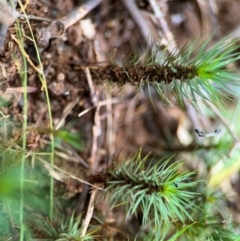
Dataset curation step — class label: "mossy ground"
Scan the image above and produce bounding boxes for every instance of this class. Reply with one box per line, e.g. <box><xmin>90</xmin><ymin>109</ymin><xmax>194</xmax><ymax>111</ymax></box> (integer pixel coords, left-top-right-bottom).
<box><xmin>1</xmin><ymin>0</ymin><xmax>240</xmax><ymax>240</ymax></box>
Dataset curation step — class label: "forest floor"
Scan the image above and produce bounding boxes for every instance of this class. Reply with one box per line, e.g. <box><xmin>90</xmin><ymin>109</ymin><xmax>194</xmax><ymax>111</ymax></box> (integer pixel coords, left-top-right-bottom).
<box><xmin>1</xmin><ymin>0</ymin><xmax>240</xmax><ymax>240</ymax></box>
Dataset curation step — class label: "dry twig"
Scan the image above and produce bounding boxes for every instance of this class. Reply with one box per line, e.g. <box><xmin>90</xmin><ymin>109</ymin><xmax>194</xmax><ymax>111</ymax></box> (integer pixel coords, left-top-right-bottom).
<box><xmin>121</xmin><ymin>0</ymin><xmax>150</xmax><ymax>43</ymax></box>
<box><xmin>81</xmin><ymin>187</ymin><xmax>99</xmax><ymax>236</ymax></box>
<box><xmin>10</xmin><ymin>34</ymin><xmax>42</xmax><ymax>74</ymax></box>
<box><xmin>37</xmin><ymin>0</ymin><xmax>102</xmax><ymax>47</ymax></box>
<box><xmin>37</xmin><ymin>157</ymin><xmax>103</xmax><ymax>190</ymax></box>
<box><xmin>84</xmin><ymin>67</ymin><xmax>102</xmax><ymax>172</ymax></box>
<box><xmin>55</xmin><ymin>97</ymin><xmax>80</xmax><ymax>130</ymax></box>
<box><xmin>149</xmin><ymin>0</ymin><xmax>177</xmax><ymax>52</ymax></box>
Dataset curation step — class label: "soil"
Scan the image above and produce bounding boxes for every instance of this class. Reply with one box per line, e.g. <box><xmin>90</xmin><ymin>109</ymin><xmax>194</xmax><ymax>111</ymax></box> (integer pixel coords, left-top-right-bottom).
<box><xmin>1</xmin><ymin>0</ymin><xmax>240</xmax><ymax>239</ymax></box>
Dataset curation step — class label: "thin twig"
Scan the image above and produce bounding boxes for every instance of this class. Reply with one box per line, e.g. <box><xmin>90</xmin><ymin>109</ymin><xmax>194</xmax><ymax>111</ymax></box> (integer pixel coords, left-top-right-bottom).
<box><xmin>55</xmin><ymin>142</ymin><xmax>90</xmax><ymax>169</ymax></box>
<box><xmin>5</xmin><ymin>86</ymin><xmax>38</xmax><ymax>93</ymax></box>
<box><xmin>55</xmin><ymin>97</ymin><xmax>80</xmax><ymax>130</ymax></box>
<box><xmin>11</xmin><ymin>34</ymin><xmax>42</xmax><ymax>74</ymax></box>
<box><xmin>149</xmin><ymin>0</ymin><xmax>177</xmax><ymax>52</ymax></box>
<box><xmin>81</xmin><ymin>187</ymin><xmax>99</xmax><ymax>236</ymax></box>
<box><xmin>19</xmin><ymin>14</ymin><xmax>51</xmax><ymax>22</ymax></box>
<box><xmin>83</xmin><ymin>67</ymin><xmax>102</xmax><ymax>172</ymax></box>
<box><xmin>37</xmin><ymin>157</ymin><xmax>103</xmax><ymax>190</ymax></box>
<box><xmin>121</xmin><ymin>0</ymin><xmax>151</xmax><ymax>43</ymax></box>
<box><xmin>85</xmin><ymin>67</ymin><xmax>96</xmax><ymax>104</ymax></box>
<box><xmin>38</xmin><ymin>0</ymin><xmax>102</xmax><ymax>47</ymax></box>
<box><xmin>60</xmin><ymin>0</ymin><xmax>102</xmax><ymax>30</ymax></box>
<box><xmin>106</xmin><ymin>91</ymin><xmax>115</xmax><ymax>159</ymax></box>
<box><xmin>86</xmin><ymin>67</ymin><xmax>101</xmax><ymax>172</ymax></box>
<box><xmin>78</xmin><ymin>98</ymin><xmax>121</xmax><ymax>117</ymax></box>
<box><xmin>54</xmin><ymin>166</ymin><xmax>103</xmax><ymax>190</ymax></box>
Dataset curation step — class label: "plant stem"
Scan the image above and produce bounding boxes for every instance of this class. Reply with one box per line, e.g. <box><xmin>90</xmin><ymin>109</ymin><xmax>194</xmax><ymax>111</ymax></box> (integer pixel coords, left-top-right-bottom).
<box><xmin>16</xmin><ymin>23</ymin><xmax>28</xmax><ymax>241</ymax></box>
<box><xmin>83</xmin><ymin>64</ymin><xmax>197</xmax><ymax>85</ymax></box>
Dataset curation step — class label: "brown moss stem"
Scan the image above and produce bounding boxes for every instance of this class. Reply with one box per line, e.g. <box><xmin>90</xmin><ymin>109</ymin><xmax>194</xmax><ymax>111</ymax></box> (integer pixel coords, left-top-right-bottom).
<box><xmin>82</xmin><ymin>64</ymin><xmax>197</xmax><ymax>86</ymax></box>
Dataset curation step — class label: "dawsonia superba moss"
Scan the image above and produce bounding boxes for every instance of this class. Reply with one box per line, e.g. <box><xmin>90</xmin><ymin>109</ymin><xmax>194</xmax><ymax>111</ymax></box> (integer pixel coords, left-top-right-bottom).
<box><xmin>93</xmin><ymin>153</ymin><xmax>199</xmax><ymax>232</ymax></box>
<box><xmin>76</xmin><ymin>37</ymin><xmax>240</xmax><ymax>109</ymax></box>
<box><xmin>87</xmin><ymin>64</ymin><xmax>197</xmax><ymax>85</ymax></box>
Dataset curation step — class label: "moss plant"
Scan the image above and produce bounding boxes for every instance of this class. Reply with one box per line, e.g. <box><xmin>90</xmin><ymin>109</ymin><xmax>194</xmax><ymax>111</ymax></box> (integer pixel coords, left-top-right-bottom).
<box><xmin>101</xmin><ymin>154</ymin><xmax>198</xmax><ymax>227</ymax></box>
<box><xmin>91</xmin><ymin>152</ymin><xmax>239</xmax><ymax>240</ymax></box>
<box><xmin>31</xmin><ymin>214</ymin><xmax>97</xmax><ymax>240</ymax></box>
<box><xmin>78</xmin><ymin>37</ymin><xmax>240</xmax><ymax>110</ymax></box>
<box><xmin>171</xmin><ymin>215</ymin><xmax>239</xmax><ymax>241</ymax></box>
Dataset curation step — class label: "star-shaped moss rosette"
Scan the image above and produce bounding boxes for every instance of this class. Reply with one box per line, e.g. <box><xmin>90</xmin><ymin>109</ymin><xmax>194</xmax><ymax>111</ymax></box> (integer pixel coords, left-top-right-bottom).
<box><xmin>84</xmin><ymin>37</ymin><xmax>239</xmax><ymax>110</ymax></box>
<box><xmin>98</xmin><ymin>153</ymin><xmax>199</xmax><ymax>234</ymax></box>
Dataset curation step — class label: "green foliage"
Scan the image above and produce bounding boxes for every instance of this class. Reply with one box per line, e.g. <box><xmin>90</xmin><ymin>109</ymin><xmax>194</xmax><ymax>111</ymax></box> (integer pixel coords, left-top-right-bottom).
<box><xmin>171</xmin><ymin>215</ymin><xmax>238</xmax><ymax>241</ymax></box>
<box><xmin>103</xmin><ymin>153</ymin><xmax>199</xmax><ymax>230</ymax></box>
<box><xmin>186</xmin><ymin>38</ymin><xmax>239</xmax><ymax>109</ymax></box>
<box><xmin>89</xmin><ymin>37</ymin><xmax>240</xmax><ymax>110</ymax></box>
<box><xmin>150</xmin><ymin>38</ymin><xmax>240</xmax><ymax>110</ymax></box>
<box><xmin>0</xmin><ymin>152</ymin><xmax>50</xmax><ymax>239</ymax></box>
<box><xmin>34</xmin><ymin>214</ymin><xmax>97</xmax><ymax>240</ymax></box>
<box><xmin>55</xmin><ymin>129</ymin><xmax>84</xmax><ymax>151</ymax></box>
<box><xmin>97</xmin><ymin>145</ymin><xmax>240</xmax><ymax>240</ymax></box>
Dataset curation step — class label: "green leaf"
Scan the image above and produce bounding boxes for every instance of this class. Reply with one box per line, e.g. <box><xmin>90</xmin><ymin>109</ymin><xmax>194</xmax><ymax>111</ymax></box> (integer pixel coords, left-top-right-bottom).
<box><xmin>55</xmin><ymin>129</ymin><xmax>84</xmax><ymax>151</ymax></box>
